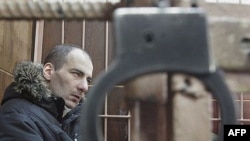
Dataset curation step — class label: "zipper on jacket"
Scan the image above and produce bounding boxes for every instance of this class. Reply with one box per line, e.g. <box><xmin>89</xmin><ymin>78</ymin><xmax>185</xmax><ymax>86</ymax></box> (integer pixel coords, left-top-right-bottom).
<box><xmin>74</xmin><ymin>133</ymin><xmax>78</xmax><ymax>141</ymax></box>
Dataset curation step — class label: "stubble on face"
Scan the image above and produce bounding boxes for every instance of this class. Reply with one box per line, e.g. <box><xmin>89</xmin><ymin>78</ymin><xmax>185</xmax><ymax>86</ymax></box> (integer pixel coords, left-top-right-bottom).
<box><xmin>49</xmin><ymin>49</ymin><xmax>93</xmax><ymax>108</ymax></box>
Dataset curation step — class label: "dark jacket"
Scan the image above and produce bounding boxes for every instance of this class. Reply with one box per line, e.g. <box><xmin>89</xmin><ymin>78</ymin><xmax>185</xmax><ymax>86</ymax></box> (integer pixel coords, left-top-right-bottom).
<box><xmin>62</xmin><ymin>102</ymin><xmax>83</xmax><ymax>140</ymax></box>
<box><xmin>0</xmin><ymin>62</ymin><xmax>78</xmax><ymax>141</ymax></box>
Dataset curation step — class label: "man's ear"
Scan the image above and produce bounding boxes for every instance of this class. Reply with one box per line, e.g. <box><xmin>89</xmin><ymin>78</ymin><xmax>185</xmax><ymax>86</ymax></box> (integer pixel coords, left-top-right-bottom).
<box><xmin>43</xmin><ymin>63</ymin><xmax>54</xmax><ymax>81</ymax></box>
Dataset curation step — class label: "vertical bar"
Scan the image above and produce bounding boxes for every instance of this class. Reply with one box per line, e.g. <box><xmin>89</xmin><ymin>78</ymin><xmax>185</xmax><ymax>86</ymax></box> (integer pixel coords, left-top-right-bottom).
<box><xmin>61</xmin><ymin>0</ymin><xmax>64</xmax><ymax>44</ymax></box>
<box><xmin>104</xmin><ymin>21</ymin><xmax>108</xmax><ymax>141</ymax></box>
<box><xmin>240</xmin><ymin>93</ymin><xmax>243</xmax><ymax>123</ymax></box>
<box><xmin>82</xmin><ymin>20</ymin><xmax>86</xmax><ymax>49</ymax></box>
<box><xmin>33</xmin><ymin>20</ymin><xmax>44</xmax><ymax>63</ymax></box>
<box><xmin>82</xmin><ymin>0</ymin><xmax>86</xmax><ymax>49</ymax></box>
<box><xmin>105</xmin><ymin>22</ymin><xmax>109</xmax><ymax>71</ymax></box>
<box><xmin>104</xmin><ymin>1</ymin><xmax>109</xmax><ymax>140</ymax></box>
<box><xmin>166</xmin><ymin>73</ymin><xmax>173</xmax><ymax>141</ymax></box>
<box><xmin>62</xmin><ymin>20</ymin><xmax>65</xmax><ymax>44</ymax></box>
<box><xmin>104</xmin><ymin>94</ymin><xmax>108</xmax><ymax>141</ymax></box>
<box><xmin>128</xmin><ymin>111</ymin><xmax>131</xmax><ymax>141</ymax></box>
<box><xmin>134</xmin><ymin>101</ymin><xmax>141</xmax><ymax>141</ymax></box>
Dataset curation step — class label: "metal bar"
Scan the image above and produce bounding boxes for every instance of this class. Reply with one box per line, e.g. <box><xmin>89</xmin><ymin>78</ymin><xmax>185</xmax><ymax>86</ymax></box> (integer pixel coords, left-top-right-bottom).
<box><xmin>0</xmin><ymin>1</ymin><xmax>123</xmax><ymax>20</ymax></box>
<box><xmin>33</xmin><ymin>20</ymin><xmax>44</xmax><ymax>63</ymax></box>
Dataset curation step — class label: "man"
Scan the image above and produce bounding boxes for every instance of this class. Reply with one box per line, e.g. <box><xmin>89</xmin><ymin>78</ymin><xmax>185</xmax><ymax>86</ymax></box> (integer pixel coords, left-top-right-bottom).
<box><xmin>0</xmin><ymin>44</ymin><xmax>93</xmax><ymax>141</ymax></box>
<box><xmin>43</xmin><ymin>44</ymin><xmax>93</xmax><ymax>140</ymax></box>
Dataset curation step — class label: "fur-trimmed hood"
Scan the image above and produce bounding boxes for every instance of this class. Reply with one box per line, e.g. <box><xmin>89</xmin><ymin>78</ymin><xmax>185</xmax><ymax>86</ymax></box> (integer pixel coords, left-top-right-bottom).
<box><xmin>1</xmin><ymin>61</ymin><xmax>65</xmax><ymax>120</ymax></box>
<box><xmin>1</xmin><ymin>61</ymin><xmax>52</xmax><ymax>104</ymax></box>
<box><xmin>13</xmin><ymin>61</ymin><xmax>51</xmax><ymax>101</ymax></box>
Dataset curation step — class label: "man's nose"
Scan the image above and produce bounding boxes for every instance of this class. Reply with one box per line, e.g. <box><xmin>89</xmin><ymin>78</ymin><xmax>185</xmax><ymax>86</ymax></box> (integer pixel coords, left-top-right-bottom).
<box><xmin>78</xmin><ymin>79</ymin><xmax>89</xmax><ymax>92</ymax></box>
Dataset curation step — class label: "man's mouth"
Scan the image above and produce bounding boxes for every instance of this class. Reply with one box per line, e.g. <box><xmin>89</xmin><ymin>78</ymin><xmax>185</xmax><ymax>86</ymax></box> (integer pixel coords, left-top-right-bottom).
<box><xmin>72</xmin><ymin>94</ymin><xmax>81</xmax><ymax>101</ymax></box>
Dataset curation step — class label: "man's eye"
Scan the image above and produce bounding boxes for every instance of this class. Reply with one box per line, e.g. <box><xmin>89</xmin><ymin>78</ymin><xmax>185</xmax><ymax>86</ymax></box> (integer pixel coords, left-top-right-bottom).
<box><xmin>73</xmin><ymin>72</ymin><xmax>80</xmax><ymax>77</ymax></box>
<box><xmin>87</xmin><ymin>78</ymin><xmax>92</xmax><ymax>84</ymax></box>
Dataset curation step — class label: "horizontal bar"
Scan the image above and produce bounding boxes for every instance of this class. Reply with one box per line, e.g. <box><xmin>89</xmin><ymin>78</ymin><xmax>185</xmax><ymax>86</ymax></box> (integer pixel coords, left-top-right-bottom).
<box><xmin>0</xmin><ymin>1</ymin><xmax>121</xmax><ymax>20</ymax></box>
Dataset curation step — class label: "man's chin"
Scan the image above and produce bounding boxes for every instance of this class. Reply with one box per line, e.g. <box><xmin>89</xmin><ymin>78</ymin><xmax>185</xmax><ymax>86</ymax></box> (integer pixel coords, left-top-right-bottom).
<box><xmin>65</xmin><ymin>101</ymin><xmax>78</xmax><ymax>109</ymax></box>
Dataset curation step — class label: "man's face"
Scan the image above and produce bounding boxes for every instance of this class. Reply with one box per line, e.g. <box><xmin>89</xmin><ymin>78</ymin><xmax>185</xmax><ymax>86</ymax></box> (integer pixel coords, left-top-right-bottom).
<box><xmin>44</xmin><ymin>49</ymin><xmax>93</xmax><ymax>108</ymax></box>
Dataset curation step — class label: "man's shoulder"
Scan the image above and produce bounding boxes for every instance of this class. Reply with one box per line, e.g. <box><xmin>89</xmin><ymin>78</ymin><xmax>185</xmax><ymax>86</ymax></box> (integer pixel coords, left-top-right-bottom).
<box><xmin>0</xmin><ymin>98</ymin><xmax>59</xmax><ymax>124</ymax></box>
<box><xmin>0</xmin><ymin>98</ymin><xmax>47</xmax><ymax>117</ymax></box>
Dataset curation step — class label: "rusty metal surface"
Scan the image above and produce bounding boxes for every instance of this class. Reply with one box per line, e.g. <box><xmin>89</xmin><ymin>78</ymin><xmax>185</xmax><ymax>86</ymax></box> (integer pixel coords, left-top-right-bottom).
<box><xmin>176</xmin><ymin>1</ymin><xmax>250</xmax><ymax>70</ymax></box>
<box><xmin>201</xmin><ymin>2</ymin><xmax>250</xmax><ymax>20</ymax></box>
<box><xmin>172</xmin><ymin>74</ymin><xmax>212</xmax><ymax>141</ymax></box>
<box><xmin>208</xmin><ymin>17</ymin><xmax>250</xmax><ymax>70</ymax></box>
<box><xmin>225</xmin><ymin>72</ymin><xmax>250</xmax><ymax>93</ymax></box>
